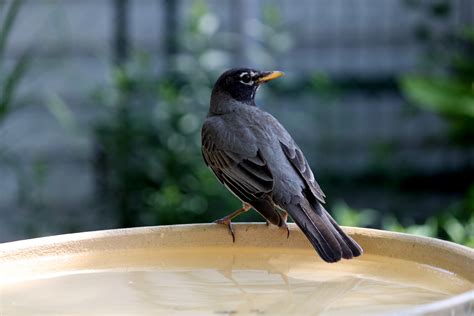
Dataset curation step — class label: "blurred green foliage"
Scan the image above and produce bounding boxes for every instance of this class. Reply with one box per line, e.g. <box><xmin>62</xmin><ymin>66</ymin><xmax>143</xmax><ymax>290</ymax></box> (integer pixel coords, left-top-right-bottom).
<box><xmin>332</xmin><ymin>202</ymin><xmax>378</xmax><ymax>228</ymax></box>
<box><xmin>396</xmin><ymin>2</ymin><xmax>474</xmax><ymax>247</ymax></box>
<box><xmin>400</xmin><ymin>27</ymin><xmax>474</xmax><ymax>144</ymax></box>
<box><xmin>0</xmin><ymin>0</ymin><xmax>53</xmax><ymax>238</ymax></box>
<box><xmin>333</xmin><ymin>190</ymin><xmax>474</xmax><ymax>247</ymax></box>
<box><xmin>91</xmin><ymin>1</ymin><xmax>473</xmax><ymax>248</ymax></box>
<box><xmin>401</xmin><ymin>1</ymin><xmax>473</xmax><ymax>143</ymax></box>
<box><xmin>0</xmin><ymin>0</ymin><xmax>28</xmax><ymax>125</ymax></box>
<box><xmin>0</xmin><ymin>0</ymin><xmax>35</xmax><ymax>204</ymax></box>
<box><xmin>94</xmin><ymin>54</ymin><xmax>239</xmax><ymax>227</ymax></box>
<box><xmin>94</xmin><ymin>2</ymin><xmax>233</xmax><ymax>227</ymax></box>
<box><xmin>93</xmin><ymin>1</ymin><xmax>298</xmax><ymax>228</ymax></box>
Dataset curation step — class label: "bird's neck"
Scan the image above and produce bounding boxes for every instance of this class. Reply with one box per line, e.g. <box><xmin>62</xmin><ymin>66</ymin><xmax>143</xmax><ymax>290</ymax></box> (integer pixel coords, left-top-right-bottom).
<box><xmin>209</xmin><ymin>90</ymin><xmax>256</xmax><ymax>116</ymax></box>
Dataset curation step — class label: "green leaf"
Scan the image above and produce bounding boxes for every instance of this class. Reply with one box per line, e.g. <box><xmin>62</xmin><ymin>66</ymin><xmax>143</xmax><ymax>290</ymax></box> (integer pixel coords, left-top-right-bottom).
<box><xmin>0</xmin><ymin>52</ymin><xmax>30</xmax><ymax>123</ymax></box>
<box><xmin>332</xmin><ymin>201</ymin><xmax>378</xmax><ymax>227</ymax></box>
<box><xmin>444</xmin><ymin>217</ymin><xmax>465</xmax><ymax>243</ymax></box>
<box><xmin>45</xmin><ymin>93</ymin><xmax>78</xmax><ymax>133</ymax></box>
<box><xmin>0</xmin><ymin>0</ymin><xmax>23</xmax><ymax>64</ymax></box>
<box><xmin>400</xmin><ymin>75</ymin><xmax>474</xmax><ymax>118</ymax></box>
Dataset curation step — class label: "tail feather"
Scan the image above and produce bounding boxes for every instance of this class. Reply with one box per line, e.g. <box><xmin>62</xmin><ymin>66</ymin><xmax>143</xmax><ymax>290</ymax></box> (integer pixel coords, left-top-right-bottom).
<box><xmin>325</xmin><ymin>221</ymin><xmax>355</xmax><ymax>259</ymax></box>
<box><xmin>325</xmin><ymin>211</ymin><xmax>363</xmax><ymax>257</ymax></box>
<box><xmin>287</xmin><ymin>200</ymin><xmax>363</xmax><ymax>263</ymax></box>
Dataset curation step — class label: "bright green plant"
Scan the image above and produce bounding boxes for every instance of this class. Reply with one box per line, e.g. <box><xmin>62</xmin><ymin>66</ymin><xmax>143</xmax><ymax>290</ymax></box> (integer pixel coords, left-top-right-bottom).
<box><xmin>333</xmin><ymin>196</ymin><xmax>474</xmax><ymax>247</ymax></box>
<box><xmin>332</xmin><ymin>201</ymin><xmax>378</xmax><ymax>228</ymax></box>
<box><xmin>383</xmin><ymin>193</ymin><xmax>474</xmax><ymax>248</ymax></box>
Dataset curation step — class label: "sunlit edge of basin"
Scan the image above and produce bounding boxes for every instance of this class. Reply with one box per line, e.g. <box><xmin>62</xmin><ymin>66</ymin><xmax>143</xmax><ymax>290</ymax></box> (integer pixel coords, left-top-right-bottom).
<box><xmin>0</xmin><ymin>223</ymin><xmax>473</xmax><ymax>315</ymax></box>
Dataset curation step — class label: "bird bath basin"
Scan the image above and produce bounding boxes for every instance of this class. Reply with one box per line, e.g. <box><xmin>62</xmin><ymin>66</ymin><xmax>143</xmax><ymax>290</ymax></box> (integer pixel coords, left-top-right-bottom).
<box><xmin>0</xmin><ymin>223</ymin><xmax>473</xmax><ymax>315</ymax></box>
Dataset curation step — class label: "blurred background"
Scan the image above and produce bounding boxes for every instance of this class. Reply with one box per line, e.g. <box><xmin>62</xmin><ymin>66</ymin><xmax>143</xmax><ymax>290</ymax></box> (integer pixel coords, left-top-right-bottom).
<box><xmin>0</xmin><ymin>0</ymin><xmax>472</xmax><ymax>246</ymax></box>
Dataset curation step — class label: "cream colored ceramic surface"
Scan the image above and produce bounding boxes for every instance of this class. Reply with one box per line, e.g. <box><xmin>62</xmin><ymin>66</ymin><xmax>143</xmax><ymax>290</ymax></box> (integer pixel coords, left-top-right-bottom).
<box><xmin>0</xmin><ymin>224</ymin><xmax>473</xmax><ymax>315</ymax></box>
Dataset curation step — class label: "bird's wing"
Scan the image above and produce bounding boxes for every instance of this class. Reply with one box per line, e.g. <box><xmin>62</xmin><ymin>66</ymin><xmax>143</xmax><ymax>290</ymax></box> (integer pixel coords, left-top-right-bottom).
<box><xmin>201</xmin><ymin>120</ymin><xmax>274</xmax><ymax>203</ymax></box>
<box><xmin>279</xmin><ymin>140</ymin><xmax>326</xmax><ymax>204</ymax></box>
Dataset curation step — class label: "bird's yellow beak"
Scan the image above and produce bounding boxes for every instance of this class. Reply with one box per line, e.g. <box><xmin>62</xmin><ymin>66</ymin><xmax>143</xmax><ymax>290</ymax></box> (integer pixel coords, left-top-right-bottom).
<box><xmin>255</xmin><ymin>71</ymin><xmax>284</xmax><ymax>84</ymax></box>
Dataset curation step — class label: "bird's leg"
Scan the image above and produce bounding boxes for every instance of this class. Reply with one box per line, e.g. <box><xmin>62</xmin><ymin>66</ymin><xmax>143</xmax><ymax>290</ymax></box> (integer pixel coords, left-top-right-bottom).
<box><xmin>280</xmin><ymin>211</ymin><xmax>290</xmax><ymax>239</ymax></box>
<box><xmin>214</xmin><ymin>203</ymin><xmax>251</xmax><ymax>242</ymax></box>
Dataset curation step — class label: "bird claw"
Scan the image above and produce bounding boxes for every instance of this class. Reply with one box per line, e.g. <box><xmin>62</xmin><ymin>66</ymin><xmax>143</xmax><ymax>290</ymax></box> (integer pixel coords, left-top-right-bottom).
<box><xmin>268</xmin><ymin>221</ymin><xmax>290</xmax><ymax>239</ymax></box>
<box><xmin>281</xmin><ymin>221</ymin><xmax>290</xmax><ymax>239</ymax></box>
<box><xmin>214</xmin><ymin>218</ymin><xmax>235</xmax><ymax>243</ymax></box>
<box><xmin>284</xmin><ymin>224</ymin><xmax>290</xmax><ymax>239</ymax></box>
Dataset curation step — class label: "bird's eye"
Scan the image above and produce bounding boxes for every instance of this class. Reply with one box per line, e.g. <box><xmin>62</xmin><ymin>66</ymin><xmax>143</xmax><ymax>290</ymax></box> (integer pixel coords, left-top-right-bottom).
<box><xmin>239</xmin><ymin>72</ymin><xmax>253</xmax><ymax>85</ymax></box>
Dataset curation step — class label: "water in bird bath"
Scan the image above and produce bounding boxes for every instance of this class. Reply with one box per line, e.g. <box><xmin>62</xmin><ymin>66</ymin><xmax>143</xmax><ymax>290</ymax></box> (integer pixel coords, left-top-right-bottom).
<box><xmin>1</xmin><ymin>247</ymin><xmax>471</xmax><ymax>315</ymax></box>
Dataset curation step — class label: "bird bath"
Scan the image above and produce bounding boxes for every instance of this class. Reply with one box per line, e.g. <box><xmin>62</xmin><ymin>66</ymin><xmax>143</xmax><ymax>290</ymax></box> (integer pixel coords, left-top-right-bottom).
<box><xmin>0</xmin><ymin>223</ymin><xmax>473</xmax><ymax>315</ymax></box>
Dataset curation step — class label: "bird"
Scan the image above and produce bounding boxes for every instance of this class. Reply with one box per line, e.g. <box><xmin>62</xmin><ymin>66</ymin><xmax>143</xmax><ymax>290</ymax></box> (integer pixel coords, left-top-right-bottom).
<box><xmin>201</xmin><ymin>68</ymin><xmax>363</xmax><ymax>263</ymax></box>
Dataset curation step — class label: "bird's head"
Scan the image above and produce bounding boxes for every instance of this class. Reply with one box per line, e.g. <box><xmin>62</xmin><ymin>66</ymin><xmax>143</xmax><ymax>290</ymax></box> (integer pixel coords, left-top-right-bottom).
<box><xmin>211</xmin><ymin>68</ymin><xmax>284</xmax><ymax>105</ymax></box>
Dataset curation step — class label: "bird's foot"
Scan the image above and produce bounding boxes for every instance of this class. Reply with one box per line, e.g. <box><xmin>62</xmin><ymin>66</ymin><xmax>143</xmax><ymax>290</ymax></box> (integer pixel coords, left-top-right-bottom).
<box><xmin>281</xmin><ymin>213</ymin><xmax>290</xmax><ymax>239</ymax></box>
<box><xmin>214</xmin><ymin>217</ymin><xmax>235</xmax><ymax>243</ymax></box>
<box><xmin>282</xmin><ymin>222</ymin><xmax>290</xmax><ymax>239</ymax></box>
<box><xmin>213</xmin><ymin>204</ymin><xmax>251</xmax><ymax>243</ymax></box>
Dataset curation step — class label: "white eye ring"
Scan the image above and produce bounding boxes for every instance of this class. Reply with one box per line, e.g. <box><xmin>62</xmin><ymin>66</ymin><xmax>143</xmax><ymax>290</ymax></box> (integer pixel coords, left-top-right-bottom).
<box><xmin>239</xmin><ymin>72</ymin><xmax>253</xmax><ymax>86</ymax></box>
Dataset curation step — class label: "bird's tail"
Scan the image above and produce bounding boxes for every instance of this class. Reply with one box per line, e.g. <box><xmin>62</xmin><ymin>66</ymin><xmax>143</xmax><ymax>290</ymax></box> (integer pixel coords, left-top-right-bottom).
<box><xmin>287</xmin><ymin>200</ymin><xmax>363</xmax><ymax>263</ymax></box>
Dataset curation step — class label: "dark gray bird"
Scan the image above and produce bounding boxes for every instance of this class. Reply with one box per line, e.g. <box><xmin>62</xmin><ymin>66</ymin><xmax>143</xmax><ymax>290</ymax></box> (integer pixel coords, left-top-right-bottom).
<box><xmin>201</xmin><ymin>68</ymin><xmax>363</xmax><ymax>263</ymax></box>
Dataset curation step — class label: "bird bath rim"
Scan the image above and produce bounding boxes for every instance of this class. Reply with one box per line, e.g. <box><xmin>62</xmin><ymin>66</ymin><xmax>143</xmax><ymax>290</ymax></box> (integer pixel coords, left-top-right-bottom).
<box><xmin>0</xmin><ymin>223</ymin><xmax>473</xmax><ymax>315</ymax></box>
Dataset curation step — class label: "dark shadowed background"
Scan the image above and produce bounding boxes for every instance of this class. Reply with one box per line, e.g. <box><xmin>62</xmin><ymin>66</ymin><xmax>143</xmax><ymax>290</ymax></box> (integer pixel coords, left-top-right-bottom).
<box><xmin>0</xmin><ymin>0</ymin><xmax>473</xmax><ymax>246</ymax></box>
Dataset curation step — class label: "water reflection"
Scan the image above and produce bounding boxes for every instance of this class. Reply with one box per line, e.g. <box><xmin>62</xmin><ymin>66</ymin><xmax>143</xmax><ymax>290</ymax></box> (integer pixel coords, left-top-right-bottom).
<box><xmin>2</xmin><ymin>248</ymin><xmax>471</xmax><ymax>315</ymax></box>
